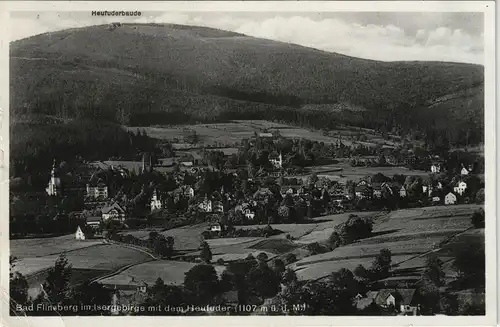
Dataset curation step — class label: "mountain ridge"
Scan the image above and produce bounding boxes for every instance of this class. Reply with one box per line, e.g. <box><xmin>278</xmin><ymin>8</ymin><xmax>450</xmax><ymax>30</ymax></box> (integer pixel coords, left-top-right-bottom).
<box><xmin>10</xmin><ymin>23</ymin><xmax>484</xmax><ymax>145</ymax></box>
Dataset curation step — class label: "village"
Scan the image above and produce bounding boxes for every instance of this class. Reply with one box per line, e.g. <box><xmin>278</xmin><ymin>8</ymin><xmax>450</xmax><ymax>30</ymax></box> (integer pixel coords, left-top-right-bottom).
<box><xmin>10</xmin><ymin>124</ymin><xmax>485</xmax><ymax>316</ymax></box>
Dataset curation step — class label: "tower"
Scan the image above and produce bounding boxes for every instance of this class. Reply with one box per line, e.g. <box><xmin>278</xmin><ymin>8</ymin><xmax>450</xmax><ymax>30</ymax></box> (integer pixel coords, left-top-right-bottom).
<box><xmin>46</xmin><ymin>159</ymin><xmax>61</xmax><ymax>196</ymax></box>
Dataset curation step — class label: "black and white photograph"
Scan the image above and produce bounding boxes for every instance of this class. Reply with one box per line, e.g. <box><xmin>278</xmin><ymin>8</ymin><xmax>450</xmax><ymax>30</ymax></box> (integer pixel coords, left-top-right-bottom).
<box><xmin>1</xmin><ymin>1</ymin><xmax>496</xmax><ymax>324</ymax></box>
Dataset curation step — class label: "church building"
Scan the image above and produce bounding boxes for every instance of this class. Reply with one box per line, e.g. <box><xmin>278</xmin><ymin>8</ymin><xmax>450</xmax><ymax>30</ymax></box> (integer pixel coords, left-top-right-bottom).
<box><xmin>46</xmin><ymin>159</ymin><xmax>61</xmax><ymax>196</ymax></box>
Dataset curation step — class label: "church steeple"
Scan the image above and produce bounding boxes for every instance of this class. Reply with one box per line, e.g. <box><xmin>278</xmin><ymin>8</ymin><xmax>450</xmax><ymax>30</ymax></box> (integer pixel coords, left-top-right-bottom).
<box><xmin>51</xmin><ymin>159</ymin><xmax>57</xmax><ymax>176</ymax></box>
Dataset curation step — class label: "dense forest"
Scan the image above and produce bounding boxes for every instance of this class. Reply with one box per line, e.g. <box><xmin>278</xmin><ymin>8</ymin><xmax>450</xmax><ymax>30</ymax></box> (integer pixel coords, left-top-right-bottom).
<box><xmin>10</xmin><ymin>23</ymin><xmax>484</xmax><ymax>149</ymax></box>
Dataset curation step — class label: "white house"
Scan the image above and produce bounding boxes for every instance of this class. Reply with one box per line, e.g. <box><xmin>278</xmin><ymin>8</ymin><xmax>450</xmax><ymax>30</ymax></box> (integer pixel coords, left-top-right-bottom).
<box><xmin>75</xmin><ymin>225</ymin><xmax>93</xmax><ymax>240</ymax></box>
<box><xmin>453</xmin><ymin>181</ymin><xmax>468</xmax><ymax>196</ymax></box>
<box><xmin>399</xmin><ymin>186</ymin><xmax>407</xmax><ymax>198</ymax></box>
<box><xmin>460</xmin><ymin>167</ymin><xmax>470</xmax><ymax>176</ymax></box>
<box><xmin>445</xmin><ymin>192</ymin><xmax>457</xmax><ymax>205</ymax></box>
<box><xmin>86</xmin><ymin>183</ymin><xmax>108</xmax><ymax>200</ymax></box>
<box><xmin>244</xmin><ymin>208</ymin><xmax>255</xmax><ymax>220</ymax></box>
<box><xmin>46</xmin><ymin>159</ymin><xmax>61</xmax><ymax>196</ymax></box>
<box><xmin>150</xmin><ymin>189</ymin><xmax>163</xmax><ymax>212</ymax></box>
<box><xmin>430</xmin><ymin>163</ymin><xmax>441</xmax><ymax>173</ymax></box>
<box><xmin>199</xmin><ymin>196</ymin><xmax>213</xmax><ymax>212</ymax></box>
<box><xmin>269</xmin><ymin>153</ymin><xmax>283</xmax><ymax>169</ymax></box>
<box><xmin>210</xmin><ymin>223</ymin><xmax>222</xmax><ymax>233</ymax></box>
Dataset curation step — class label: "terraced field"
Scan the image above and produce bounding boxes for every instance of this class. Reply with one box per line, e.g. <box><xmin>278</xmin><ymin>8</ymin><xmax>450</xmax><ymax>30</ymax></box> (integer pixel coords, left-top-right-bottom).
<box><xmin>290</xmin><ymin>205</ymin><xmax>481</xmax><ymax>281</ymax></box>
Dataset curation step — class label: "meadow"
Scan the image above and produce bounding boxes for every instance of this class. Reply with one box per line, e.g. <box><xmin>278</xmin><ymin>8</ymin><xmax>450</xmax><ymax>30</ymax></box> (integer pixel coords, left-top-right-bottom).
<box><xmin>10</xmin><ymin>234</ymin><xmax>103</xmax><ymax>258</ymax></box>
<box><xmin>98</xmin><ymin>260</ymin><xmax>226</xmax><ymax>287</ymax></box>
<box><xmin>126</xmin><ymin>120</ymin><xmax>396</xmax><ymax>149</ymax></box>
<box><xmin>289</xmin><ymin>205</ymin><xmax>479</xmax><ymax>281</ymax></box>
<box><xmin>12</xmin><ymin>244</ymin><xmax>152</xmax><ymax>277</ymax></box>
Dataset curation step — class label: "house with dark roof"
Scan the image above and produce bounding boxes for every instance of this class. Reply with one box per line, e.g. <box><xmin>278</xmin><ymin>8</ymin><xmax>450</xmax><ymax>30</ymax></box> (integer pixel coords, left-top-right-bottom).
<box><xmin>372</xmin><ymin>182</ymin><xmax>383</xmax><ymax>198</ymax></box>
<box><xmin>358</xmin><ymin>289</ymin><xmax>420</xmax><ymax>315</ymax></box>
<box><xmin>101</xmin><ymin>202</ymin><xmax>126</xmax><ymax>222</ymax></box>
<box><xmin>86</xmin><ymin>216</ymin><xmax>102</xmax><ymax>228</ymax></box>
<box><xmin>355</xmin><ymin>184</ymin><xmax>372</xmax><ymax>199</ymax></box>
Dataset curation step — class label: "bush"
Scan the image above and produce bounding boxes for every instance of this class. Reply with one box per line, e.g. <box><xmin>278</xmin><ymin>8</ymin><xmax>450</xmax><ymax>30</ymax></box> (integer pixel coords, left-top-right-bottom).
<box><xmin>329</xmin><ymin>215</ymin><xmax>373</xmax><ymax>247</ymax></box>
<box><xmin>285</xmin><ymin>253</ymin><xmax>297</xmax><ymax>264</ymax></box>
<box><xmin>471</xmin><ymin>209</ymin><xmax>485</xmax><ymax>228</ymax></box>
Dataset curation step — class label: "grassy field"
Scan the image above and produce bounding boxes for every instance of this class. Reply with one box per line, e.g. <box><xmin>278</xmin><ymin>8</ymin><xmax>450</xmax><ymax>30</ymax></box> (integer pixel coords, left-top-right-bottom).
<box><xmin>98</xmin><ymin>260</ymin><xmax>226</xmax><ymax>286</ymax></box>
<box><xmin>10</xmin><ymin>234</ymin><xmax>104</xmax><ymax>258</ymax></box>
<box><xmin>294</xmin><ymin>255</ymin><xmax>414</xmax><ymax>281</ymax></box>
<box><xmin>127</xmin><ymin>120</ymin><xmax>396</xmax><ymax>149</ymax></box>
<box><xmin>12</xmin><ymin>244</ymin><xmax>152</xmax><ymax>277</ymax></box>
<box><xmin>289</xmin><ymin>204</ymin><xmax>480</xmax><ymax>281</ymax></box>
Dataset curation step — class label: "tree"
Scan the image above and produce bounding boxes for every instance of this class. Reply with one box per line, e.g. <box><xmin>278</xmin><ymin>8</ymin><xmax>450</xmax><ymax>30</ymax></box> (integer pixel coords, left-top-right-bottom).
<box><xmin>452</xmin><ymin>242</ymin><xmax>485</xmax><ymax>287</ymax></box>
<box><xmin>353</xmin><ymin>264</ymin><xmax>369</xmax><ymax>281</ymax></box>
<box><xmin>273</xmin><ymin>280</ymin><xmax>356</xmax><ymax>315</ymax></box>
<box><xmin>422</xmin><ymin>254</ymin><xmax>445</xmax><ymax>287</ymax></box>
<box><xmin>142</xmin><ymin>277</ymin><xmax>187</xmax><ymax>314</ymax></box>
<box><xmin>475</xmin><ymin>188</ymin><xmax>485</xmax><ymax>204</ymax></box>
<box><xmin>285</xmin><ymin>253</ymin><xmax>297</xmax><ymax>264</ymax></box>
<box><xmin>277</xmin><ymin>205</ymin><xmax>290</xmax><ymax>221</ymax></box>
<box><xmin>40</xmin><ymin>254</ymin><xmax>73</xmax><ymax>305</ymax></box>
<box><xmin>440</xmin><ymin>293</ymin><xmax>459</xmax><ymax>315</ymax></box>
<box><xmin>9</xmin><ymin>256</ymin><xmax>29</xmax><ymax>316</ymax></box>
<box><xmin>471</xmin><ymin>209</ymin><xmax>485</xmax><ymax>228</ymax></box>
<box><xmin>282</xmin><ymin>268</ymin><xmax>298</xmax><ymax>285</ymax></box>
<box><xmin>199</xmin><ymin>241</ymin><xmax>213</xmax><ymax>263</ymax></box>
<box><xmin>371</xmin><ymin>248</ymin><xmax>392</xmax><ymax>279</ymax></box>
<box><xmin>72</xmin><ymin>281</ymin><xmax>113</xmax><ymax>315</ymax></box>
<box><xmin>307</xmin><ymin>172</ymin><xmax>319</xmax><ymax>186</ymax></box>
<box><xmin>184</xmin><ymin>264</ymin><xmax>220</xmax><ymax>305</ymax></box>
<box><xmin>247</xmin><ymin>261</ymin><xmax>281</xmax><ymax>299</ymax></box>
<box><xmin>330</xmin><ymin>268</ymin><xmax>361</xmax><ymax>296</ymax></box>
<box><xmin>272</xmin><ymin>259</ymin><xmax>286</xmax><ymax>276</ymax></box>
<box><xmin>256</xmin><ymin>252</ymin><xmax>269</xmax><ymax>262</ymax></box>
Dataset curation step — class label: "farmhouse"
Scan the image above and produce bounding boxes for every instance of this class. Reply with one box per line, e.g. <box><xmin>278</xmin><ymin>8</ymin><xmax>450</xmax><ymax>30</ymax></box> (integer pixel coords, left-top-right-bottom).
<box><xmin>75</xmin><ymin>225</ymin><xmax>95</xmax><ymax>240</ymax></box>
<box><xmin>45</xmin><ymin>159</ymin><xmax>61</xmax><ymax>196</ymax></box>
<box><xmin>364</xmin><ymin>288</ymin><xmax>420</xmax><ymax>315</ymax></box>
<box><xmin>453</xmin><ymin>181</ymin><xmax>468</xmax><ymax>196</ymax></box>
<box><xmin>445</xmin><ymin>192</ymin><xmax>457</xmax><ymax>205</ymax></box>
<box><xmin>397</xmin><ymin>289</ymin><xmax>420</xmax><ymax>316</ymax></box>
<box><xmin>86</xmin><ymin>182</ymin><xmax>108</xmax><ymax>200</ymax></box>
<box><xmin>102</xmin><ymin>202</ymin><xmax>126</xmax><ymax>222</ymax></box>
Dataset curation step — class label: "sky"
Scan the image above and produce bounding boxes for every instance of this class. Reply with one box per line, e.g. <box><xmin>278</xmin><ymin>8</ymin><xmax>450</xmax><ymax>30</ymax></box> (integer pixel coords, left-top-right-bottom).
<box><xmin>10</xmin><ymin>11</ymin><xmax>484</xmax><ymax>64</ymax></box>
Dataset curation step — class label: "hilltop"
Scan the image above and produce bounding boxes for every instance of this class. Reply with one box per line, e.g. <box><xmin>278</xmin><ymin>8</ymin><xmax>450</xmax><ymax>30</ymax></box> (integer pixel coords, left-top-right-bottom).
<box><xmin>10</xmin><ymin>23</ymin><xmax>484</xmax><ymax>143</ymax></box>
